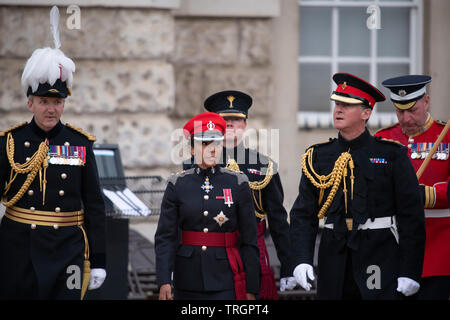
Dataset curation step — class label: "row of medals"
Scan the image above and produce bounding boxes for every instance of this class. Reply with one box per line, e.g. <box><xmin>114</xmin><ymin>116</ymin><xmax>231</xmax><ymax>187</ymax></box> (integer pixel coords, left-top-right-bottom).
<box><xmin>48</xmin><ymin>154</ymin><xmax>84</xmax><ymax>166</ymax></box>
<box><xmin>409</xmin><ymin>142</ymin><xmax>449</xmax><ymax>160</ymax></box>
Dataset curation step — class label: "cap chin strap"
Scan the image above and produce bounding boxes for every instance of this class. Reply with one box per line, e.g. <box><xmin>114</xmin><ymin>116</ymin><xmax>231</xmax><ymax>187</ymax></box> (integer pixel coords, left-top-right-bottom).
<box><xmin>193</xmin><ymin>136</ymin><xmax>224</xmax><ymax>141</ymax></box>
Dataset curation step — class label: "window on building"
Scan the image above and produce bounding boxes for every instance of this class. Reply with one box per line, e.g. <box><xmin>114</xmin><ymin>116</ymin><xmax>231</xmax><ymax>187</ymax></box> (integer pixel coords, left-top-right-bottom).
<box><xmin>298</xmin><ymin>0</ymin><xmax>423</xmax><ymax>128</ymax></box>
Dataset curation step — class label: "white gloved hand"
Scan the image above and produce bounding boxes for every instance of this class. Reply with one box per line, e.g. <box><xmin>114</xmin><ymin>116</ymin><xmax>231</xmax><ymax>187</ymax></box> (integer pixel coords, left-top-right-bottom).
<box><xmin>396</xmin><ymin>277</ymin><xmax>420</xmax><ymax>296</ymax></box>
<box><xmin>280</xmin><ymin>277</ymin><xmax>297</xmax><ymax>291</ymax></box>
<box><xmin>88</xmin><ymin>268</ymin><xmax>107</xmax><ymax>290</ymax></box>
<box><xmin>293</xmin><ymin>264</ymin><xmax>315</xmax><ymax>291</ymax></box>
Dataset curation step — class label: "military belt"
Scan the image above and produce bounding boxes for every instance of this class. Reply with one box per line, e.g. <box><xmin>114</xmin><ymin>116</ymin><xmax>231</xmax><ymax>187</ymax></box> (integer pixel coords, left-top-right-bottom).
<box><xmin>5</xmin><ymin>205</ymin><xmax>84</xmax><ymax>228</ymax></box>
<box><xmin>324</xmin><ymin>216</ymin><xmax>399</xmax><ymax>243</ymax></box>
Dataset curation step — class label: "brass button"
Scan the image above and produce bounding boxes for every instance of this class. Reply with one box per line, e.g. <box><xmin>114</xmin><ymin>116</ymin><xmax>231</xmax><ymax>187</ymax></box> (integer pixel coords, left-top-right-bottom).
<box><xmin>24</xmin><ymin>141</ymin><xmax>30</xmax><ymax>148</ymax></box>
<box><xmin>201</xmin><ymin>246</ymin><xmax>207</xmax><ymax>251</ymax></box>
<box><xmin>55</xmin><ymin>207</ymin><xmax>61</xmax><ymax>213</ymax></box>
<box><xmin>203</xmin><ymin>228</ymin><xmax>208</xmax><ymax>233</ymax></box>
<box><xmin>59</xmin><ymin>190</ymin><xmax>65</xmax><ymax>196</ymax></box>
<box><xmin>30</xmin><ymin>207</ymin><xmax>35</xmax><ymax>211</ymax></box>
<box><xmin>61</xmin><ymin>173</ymin><xmax>67</xmax><ymax>179</ymax></box>
<box><xmin>31</xmin><ymin>224</ymin><xmax>36</xmax><ymax>229</ymax></box>
<box><xmin>53</xmin><ymin>224</ymin><xmax>59</xmax><ymax>230</ymax></box>
<box><xmin>27</xmin><ymin>189</ymin><xmax>34</xmax><ymax>196</ymax></box>
<box><xmin>64</xmin><ymin>141</ymin><xmax>70</xmax><ymax>146</ymax></box>
<box><xmin>25</xmin><ymin>157</ymin><xmax>31</xmax><ymax>161</ymax></box>
<box><xmin>203</xmin><ymin>211</ymin><xmax>209</xmax><ymax>217</ymax></box>
<box><xmin>204</xmin><ymin>195</ymin><xmax>209</xmax><ymax>200</ymax></box>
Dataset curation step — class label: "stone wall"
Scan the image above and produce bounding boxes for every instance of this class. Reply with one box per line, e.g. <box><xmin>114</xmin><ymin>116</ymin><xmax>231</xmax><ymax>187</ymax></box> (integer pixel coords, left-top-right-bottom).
<box><xmin>171</xmin><ymin>17</ymin><xmax>274</xmax><ymax>158</ymax></box>
<box><xmin>0</xmin><ymin>5</ymin><xmax>275</xmax><ymax>180</ymax></box>
<box><xmin>0</xmin><ymin>6</ymin><xmax>176</xmax><ymax>176</ymax></box>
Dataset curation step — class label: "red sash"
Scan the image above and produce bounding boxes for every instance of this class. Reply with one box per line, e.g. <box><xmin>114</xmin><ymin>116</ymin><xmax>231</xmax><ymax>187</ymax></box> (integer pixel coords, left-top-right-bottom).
<box><xmin>257</xmin><ymin>220</ymin><xmax>278</xmax><ymax>300</ymax></box>
<box><xmin>181</xmin><ymin>230</ymin><xmax>247</xmax><ymax>300</ymax></box>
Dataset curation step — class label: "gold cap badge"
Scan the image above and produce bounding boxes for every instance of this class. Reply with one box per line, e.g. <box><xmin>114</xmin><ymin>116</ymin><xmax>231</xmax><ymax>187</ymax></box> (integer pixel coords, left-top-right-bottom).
<box><xmin>227</xmin><ymin>96</ymin><xmax>235</xmax><ymax>108</ymax></box>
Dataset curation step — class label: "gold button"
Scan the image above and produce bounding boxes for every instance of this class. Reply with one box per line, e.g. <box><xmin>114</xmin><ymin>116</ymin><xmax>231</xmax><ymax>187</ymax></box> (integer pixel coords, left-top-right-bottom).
<box><xmin>53</xmin><ymin>224</ymin><xmax>59</xmax><ymax>230</ymax></box>
<box><xmin>59</xmin><ymin>190</ymin><xmax>65</xmax><ymax>196</ymax></box>
<box><xmin>64</xmin><ymin>141</ymin><xmax>70</xmax><ymax>146</ymax></box>
<box><xmin>30</xmin><ymin>207</ymin><xmax>35</xmax><ymax>211</ymax></box>
<box><xmin>204</xmin><ymin>195</ymin><xmax>209</xmax><ymax>200</ymax></box>
<box><xmin>55</xmin><ymin>207</ymin><xmax>61</xmax><ymax>213</ymax></box>
<box><xmin>201</xmin><ymin>246</ymin><xmax>207</xmax><ymax>251</ymax></box>
<box><xmin>31</xmin><ymin>224</ymin><xmax>36</xmax><ymax>229</ymax></box>
<box><xmin>28</xmin><ymin>189</ymin><xmax>34</xmax><ymax>196</ymax></box>
<box><xmin>24</xmin><ymin>141</ymin><xmax>30</xmax><ymax>148</ymax></box>
<box><xmin>203</xmin><ymin>211</ymin><xmax>209</xmax><ymax>217</ymax></box>
<box><xmin>61</xmin><ymin>173</ymin><xmax>67</xmax><ymax>179</ymax></box>
<box><xmin>25</xmin><ymin>157</ymin><xmax>31</xmax><ymax>161</ymax></box>
<box><xmin>203</xmin><ymin>228</ymin><xmax>208</xmax><ymax>233</ymax></box>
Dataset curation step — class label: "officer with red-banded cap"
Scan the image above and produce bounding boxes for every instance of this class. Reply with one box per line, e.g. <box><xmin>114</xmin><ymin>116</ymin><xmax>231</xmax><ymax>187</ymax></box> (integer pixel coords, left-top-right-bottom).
<box><xmin>155</xmin><ymin>112</ymin><xmax>260</xmax><ymax>300</ymax></box>
<box><xmin>290</xmin><ymin>73</ymin><xmax>426</xmax><ymax>299</ymax></box>
<box><xmin>375</xmin><ymin>75</ymin><xmax>450</xmax><ymax>299</ymax></box>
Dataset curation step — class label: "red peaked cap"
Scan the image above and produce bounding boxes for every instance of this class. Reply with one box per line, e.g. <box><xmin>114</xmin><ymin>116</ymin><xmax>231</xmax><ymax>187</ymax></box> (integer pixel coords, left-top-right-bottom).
<box><xmin>183</xmin><ymin>112</ymin><xmax>226</xmax><ymax>140</ymax></box>
<box><xmin>331</xmin><ymin>73</ymin><xmax>385</xmax><ymax>109</ymax></box>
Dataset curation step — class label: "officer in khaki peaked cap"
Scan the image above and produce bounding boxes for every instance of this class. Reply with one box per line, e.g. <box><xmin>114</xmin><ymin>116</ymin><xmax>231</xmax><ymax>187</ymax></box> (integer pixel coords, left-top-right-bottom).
<box><xmin>0</xmin><ymin>6</ymin><xmax>106</xmax><ymax>299</ymax></box>
<box><xmin>290</xmin><ymin>73</ymin><xmax>425</xmax><ymax>299</ymax></box>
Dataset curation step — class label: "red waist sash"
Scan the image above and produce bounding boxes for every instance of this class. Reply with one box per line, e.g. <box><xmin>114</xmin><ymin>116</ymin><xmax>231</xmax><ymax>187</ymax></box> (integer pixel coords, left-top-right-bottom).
<box><xmin>257</xmin><ymin>220</ymin><xmax>278</xmax><ymax>300</ymax></box>
<box><xmin>181</xmin><ymin>230</ymin><xmax>247</xmax><ymax>300</ymax></box>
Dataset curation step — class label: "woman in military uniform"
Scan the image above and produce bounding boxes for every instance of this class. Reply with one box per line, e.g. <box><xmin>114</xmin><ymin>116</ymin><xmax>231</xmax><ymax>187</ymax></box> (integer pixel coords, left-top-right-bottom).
<box><xmin>155</xmin><ymin>112</ymin><xmax>260</xmax><ymax>300</ymax></box>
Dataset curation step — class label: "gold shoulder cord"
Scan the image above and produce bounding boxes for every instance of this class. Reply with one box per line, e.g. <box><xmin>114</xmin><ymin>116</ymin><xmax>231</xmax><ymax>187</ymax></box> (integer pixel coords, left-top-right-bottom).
<box><xmin>226</xmin><ymin>158</ymin><xmax>274</xmax><ymax>219</ymax></box>
<box><xmin>2</xmin><ymin>132</ymin><xmax>50</xmax><ymax>207</ymax></box>
<box><xmin>301</xmin><ymin>147</ymin><xmax>355</xmax><ymax>219</ymax></box>
<box><xmin>65</xmin><ymin>123</ymin><xmax>96</xmax><ymax>141</ymax></box>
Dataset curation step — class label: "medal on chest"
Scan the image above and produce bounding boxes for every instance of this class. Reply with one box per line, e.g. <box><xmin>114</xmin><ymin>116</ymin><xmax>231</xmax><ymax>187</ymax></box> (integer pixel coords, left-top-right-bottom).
<box><xmin>201</xmin><ymin>176</ymin><xmax>214</xmax><ymax>193</ymax></box>
<box><xmin>48</xmin><ymin>145</ymin><xmax>86</xmax><ymax>166</ymax></box>
<box><xmin>216</xmin><ymin>189</ymin><xmax>233</xmax><ymax>207</ymax></box>
<box><xmin>213</xmin><ymin>211</ymin><xmax>229</xmax><ymax>227</ymax></box>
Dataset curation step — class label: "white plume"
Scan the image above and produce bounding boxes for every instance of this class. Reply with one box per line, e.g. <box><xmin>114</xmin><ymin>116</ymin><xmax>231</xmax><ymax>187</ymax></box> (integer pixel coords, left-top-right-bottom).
<box><xmin>50</xmin><ymin>6</ymin><xmax>61</xmax><ymax>49</ymax></box>
<box><xmin>21</xmin><ymin>6</ymin><xmax>76</xmax><ymax>96</ymax></box>
<box><xmin>21</xmin><ymin>47</ymin><xmax>76</xmax><ymax>95</ymax></box>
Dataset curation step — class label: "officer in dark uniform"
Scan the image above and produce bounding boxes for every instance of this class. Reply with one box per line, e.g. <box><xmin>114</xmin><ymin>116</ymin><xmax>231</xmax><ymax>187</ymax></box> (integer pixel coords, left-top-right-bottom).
<box><xmin>155</xmin><ymin>112</ymin><xmax>260</xmax><ymax>300</ymax></box>
<box><xmin>183</xmin><ymin>91</ymin><xmax>295</xmax><ymax>299</ymax></box>
<box><xmin>290</xmin><ymin>73</ymin><xmax>426</xmax><ymax>299</ymax></box>
<box><xmin>0</xmin><ymin>7</ymin><xmax>106</xmax><ymax>299</ymax></box>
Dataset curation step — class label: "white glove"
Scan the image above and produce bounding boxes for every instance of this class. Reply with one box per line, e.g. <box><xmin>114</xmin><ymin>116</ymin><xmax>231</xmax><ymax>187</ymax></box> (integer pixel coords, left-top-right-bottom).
<box><xmin>396</xmin><ymin>277</ymin><xmax>420</xmax><ymax>296</ymax></box>
<box><xmin>293</xmin><ymin>264</ymin><xmax>315</xmax><ymax>291</ymax></box>
<box><xmin>280</xmin><ymin>277</ymin><xmax>297</xmax><ymax>291</ymax></box>
<box><xmin>88</xmin><ymin>268</ymin><xmax>107</xmax><ymax>290</ymax></box>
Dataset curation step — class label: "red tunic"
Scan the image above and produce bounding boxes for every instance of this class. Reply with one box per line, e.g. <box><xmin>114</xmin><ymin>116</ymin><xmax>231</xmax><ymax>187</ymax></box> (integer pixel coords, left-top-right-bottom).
<box><xmin>375</xmin><ymin>116</ymin><xmax>450</xmax><ymax>277</ymax></box>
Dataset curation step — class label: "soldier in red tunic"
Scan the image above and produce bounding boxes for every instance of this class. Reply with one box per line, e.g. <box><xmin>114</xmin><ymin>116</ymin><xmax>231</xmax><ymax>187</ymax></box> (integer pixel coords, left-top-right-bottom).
<box><xmin>375</xmin><ymin>75</ymin><xmax>450</xmax><ymax>299</ymax></box>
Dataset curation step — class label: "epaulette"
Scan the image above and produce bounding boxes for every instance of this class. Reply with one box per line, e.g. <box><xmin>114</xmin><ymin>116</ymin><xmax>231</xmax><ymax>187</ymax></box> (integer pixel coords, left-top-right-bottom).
<box><xmin>375</xmin><ymin>136</ymin><xmax>403</xmax><ymax>147</ymax></box>
<box><xmin>65</xmin><ymin>123</ymin><xmax>96</xmax><ymax>141</ymax></box>
<box><xmin>167</xmin><ymin>168</ymin><xmax>195</xmax><ymax>185</ymax></box>
<box><xmin>307</xmin><ymin>138</ymin><xmax>336</xmax><ymax>151</ymax></box>
<box><xmin>0</xmin><ymin>122</ymin><xmax>28</xmax><ymax>137</ymax></box>
<box><xmin>374</xmin><ymin>122</ymin><xmax>399</xmax><ymax>135</ymax></box>
<box><xmin>436</xmin><ymin>119</ymin><xmax>447</xmax><ymax>126</ymax></box>
<box><xmin>220</xmin><ymin>167</ymin><xmax>249</xmax><ymax>185</ymax></box>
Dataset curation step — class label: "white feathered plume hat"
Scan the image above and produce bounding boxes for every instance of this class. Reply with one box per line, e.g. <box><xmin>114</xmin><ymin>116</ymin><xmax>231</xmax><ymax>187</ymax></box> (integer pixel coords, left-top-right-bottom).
<box><xmin>21</xmin><ymin>6</ymin><xmax>75</xmax><ymax>98</ymax></box>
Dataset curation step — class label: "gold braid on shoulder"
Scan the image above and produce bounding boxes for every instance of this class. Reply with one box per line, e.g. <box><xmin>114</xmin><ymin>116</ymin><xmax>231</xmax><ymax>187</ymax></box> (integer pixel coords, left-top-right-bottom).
<box><xmin>2</xmin><ymin>132</ymin><xmax>50</xmax><ymax>207</ymax></box>
<box><xmin>226</xmin><ymin>158</ymin><xmax>273</xmax><ymax>219</ymax></box>
<box><xmin>301</xmin><ymin>147</ymin><xmax>355</xmax><ymax>219</ymax></box>
<box><xmin>65</xmin><ymin>123</ymin><xmax>96</xmax><ymax>141</ymax></box>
